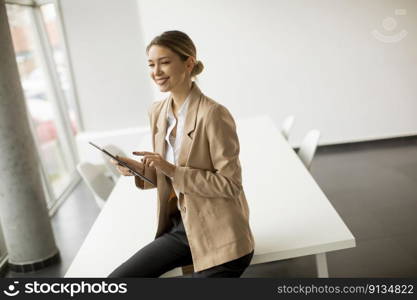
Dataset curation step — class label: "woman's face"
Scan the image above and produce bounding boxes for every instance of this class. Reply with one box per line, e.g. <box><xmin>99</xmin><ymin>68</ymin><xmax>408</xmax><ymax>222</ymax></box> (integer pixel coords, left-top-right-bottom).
<box><xmin>147</xmin><ymin>45</ymin><xmax>193</xmax><ymax>93</ymax></box>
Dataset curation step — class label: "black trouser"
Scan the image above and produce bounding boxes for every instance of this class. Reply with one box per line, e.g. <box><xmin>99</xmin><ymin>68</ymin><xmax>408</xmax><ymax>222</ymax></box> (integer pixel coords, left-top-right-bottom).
<box><xmin>108</xmin><ymin>210</ymin><xmax>254</xmax><ymax>278</ymax></box>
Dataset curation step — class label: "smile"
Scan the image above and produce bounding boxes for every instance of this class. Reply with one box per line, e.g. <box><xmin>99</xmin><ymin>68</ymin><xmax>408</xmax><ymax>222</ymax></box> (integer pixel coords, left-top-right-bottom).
<box><xmin>156</xmin><ymin>78</ymin><xmax>169</xmax><ymax>85</ymax></box>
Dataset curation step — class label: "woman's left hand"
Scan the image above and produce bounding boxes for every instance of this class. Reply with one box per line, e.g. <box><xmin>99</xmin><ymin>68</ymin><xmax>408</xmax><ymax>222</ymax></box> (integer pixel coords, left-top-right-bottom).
<box><xmin>133</xmin><ymin>151</ymin><xmax>176</xmax><ymax>178</ymax></box>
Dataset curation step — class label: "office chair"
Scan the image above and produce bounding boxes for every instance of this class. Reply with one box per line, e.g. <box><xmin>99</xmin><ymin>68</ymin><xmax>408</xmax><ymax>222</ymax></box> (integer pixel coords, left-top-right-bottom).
<box><xmin>297</xmin><ymin>129</ymin><xmax>321</xmax><ymax>170</ymax></box>
<box><xmin>281</xmin><ymin>115</ymin><xmax>295</xmax><ymax>141</ymax></box>
<box><xmin>76</xmin><ymin>162</ymin><xmax>115</xmax><ymax>209</ymax></box>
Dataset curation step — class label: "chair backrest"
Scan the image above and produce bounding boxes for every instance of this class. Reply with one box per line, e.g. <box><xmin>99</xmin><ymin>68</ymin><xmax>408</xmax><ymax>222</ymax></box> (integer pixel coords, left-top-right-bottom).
<box><xmin>76</xmin><ymin>162</ymin><xmax>115</xmax><ymax>209</ymax></box>
<box><xmin>101</xmin><ymin>144</ymin><xmax>127</xmax><ymax>181</ymax></box>
<box><xmin>281</xmin><ymin>115</ymin><xmax>295</xmax><ymax>140</ymax></box>
<box><xmin>298</xmin><ymin>129</ymin><xmax>321</xmax><ymax>170</ymax></box>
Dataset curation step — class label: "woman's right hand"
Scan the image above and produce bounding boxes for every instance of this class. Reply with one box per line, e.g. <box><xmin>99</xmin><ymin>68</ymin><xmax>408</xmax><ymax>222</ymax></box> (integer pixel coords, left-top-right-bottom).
<box><xmin>110</xmin><ymin>156</ymin><xmax>143</xmax><ymax>177</ymax></box>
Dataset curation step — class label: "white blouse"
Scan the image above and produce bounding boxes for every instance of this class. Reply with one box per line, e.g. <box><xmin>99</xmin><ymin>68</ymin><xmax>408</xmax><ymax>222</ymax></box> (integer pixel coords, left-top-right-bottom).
<box><xmin>164</xmin><ymin>93</ymin><xmax>191</xmax><ymax>204</ymax></box>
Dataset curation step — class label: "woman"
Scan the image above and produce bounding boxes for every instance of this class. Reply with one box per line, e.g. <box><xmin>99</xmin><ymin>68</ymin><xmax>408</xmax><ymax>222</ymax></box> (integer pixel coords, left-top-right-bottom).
<box><xmin>108</xmin><ymin>30</ymin><xmax>254</xmax><ymax>278</ymax></box>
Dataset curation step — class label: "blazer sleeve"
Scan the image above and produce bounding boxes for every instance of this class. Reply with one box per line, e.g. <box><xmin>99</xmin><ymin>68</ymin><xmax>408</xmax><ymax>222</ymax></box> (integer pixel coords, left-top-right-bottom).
<box><xmin>172</xmin><ymin>104</ymin><xmax>243</xmax><ymax>199</ymax></box>
<box><xmin>134</xmin><ymin>163</ymin><xmax>157</xmax><ymax>190</ymax></box>
<box><xmin>134</xmin><ymin>102</ymin><xmax>159</xmax><ymax>190</ymax></box>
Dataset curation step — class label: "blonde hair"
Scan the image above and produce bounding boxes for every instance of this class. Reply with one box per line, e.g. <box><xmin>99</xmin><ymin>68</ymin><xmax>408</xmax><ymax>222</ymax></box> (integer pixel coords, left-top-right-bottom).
<box><xmin>146</xmin><ymin>30</ymin><xmax>204</xmax><ymax>78</ymax></box>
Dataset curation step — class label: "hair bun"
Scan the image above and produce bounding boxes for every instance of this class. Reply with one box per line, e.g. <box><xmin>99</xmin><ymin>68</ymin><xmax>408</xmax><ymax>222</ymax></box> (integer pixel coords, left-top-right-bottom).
<box><xmin>192</xmin><ymin>60</ymin><xmax>204</xmax><ymax>77</ymax></box>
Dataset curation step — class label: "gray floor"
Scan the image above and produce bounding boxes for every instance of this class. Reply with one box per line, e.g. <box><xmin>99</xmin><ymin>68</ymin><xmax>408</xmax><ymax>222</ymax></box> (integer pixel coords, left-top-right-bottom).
<box><xmin>4</xmin><ymin>138</ymin><xmax>417</xmax><ymax>278</ymax></box>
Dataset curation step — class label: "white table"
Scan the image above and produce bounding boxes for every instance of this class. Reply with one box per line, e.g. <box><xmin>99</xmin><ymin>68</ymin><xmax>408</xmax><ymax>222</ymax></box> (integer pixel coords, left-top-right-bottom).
<box><xmin>65</xmin><ymin>115</ymin><xmax>355</xmax><ymax>278</ymax></box>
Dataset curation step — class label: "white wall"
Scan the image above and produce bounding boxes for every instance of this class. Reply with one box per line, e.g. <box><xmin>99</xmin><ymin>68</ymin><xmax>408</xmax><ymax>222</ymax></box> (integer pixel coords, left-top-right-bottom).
<box><xmin>62</xmin><ymin>0</ymin><xmax>417</xmax><ymax>146</ymax></box>
<box><xmin>137</xmin><ymin>0</ymin><xmax>417</xmax><ymax>145</ymax></box>
<box><xmin>60</xmin><ymin>0</ymin><xmax>153</xmax><ymax>131</ymax></box>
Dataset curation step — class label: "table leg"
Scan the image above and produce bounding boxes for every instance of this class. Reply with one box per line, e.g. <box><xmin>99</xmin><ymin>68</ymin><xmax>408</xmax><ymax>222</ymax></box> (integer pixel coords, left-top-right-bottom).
<box><xmin>315</xmin><ymin>253</ymin><xmax>329</xmax><ymax>278</ymax></box>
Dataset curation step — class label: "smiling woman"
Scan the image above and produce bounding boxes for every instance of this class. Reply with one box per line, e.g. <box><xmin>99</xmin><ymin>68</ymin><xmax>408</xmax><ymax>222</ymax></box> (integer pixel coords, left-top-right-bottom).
<box><xmin>146</xmin><ymin>32</ymin><xmax>204</xmax><ymax>102</ymax></box>
<box><xmin>108</xmin><ymin>30</ymin><xmax>254</xmax><ymax>278</ymax></box>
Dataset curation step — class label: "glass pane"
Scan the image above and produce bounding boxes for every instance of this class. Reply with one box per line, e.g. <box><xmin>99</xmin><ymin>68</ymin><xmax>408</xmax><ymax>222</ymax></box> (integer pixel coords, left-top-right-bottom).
<box><xmin>40</xmin><ymin>3</ymin><xmax>80</xmax><ymax>136</ymax></box>
<box><xmin>6</xmin><ymin>4</ymin><xmax>72</xmax><ymax>202</ymax></box>
<box><xmin>0</xmin><ymin>227</ymin><xmax>6</xmax><ymax>259</ymax></box>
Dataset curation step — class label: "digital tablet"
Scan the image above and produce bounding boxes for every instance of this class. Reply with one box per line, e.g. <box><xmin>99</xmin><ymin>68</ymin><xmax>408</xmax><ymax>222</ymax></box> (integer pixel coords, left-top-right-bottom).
<box><xmin>89</xmin><ymin>141</ymin><xmax>155</xmax><ymax>186</ymax></box>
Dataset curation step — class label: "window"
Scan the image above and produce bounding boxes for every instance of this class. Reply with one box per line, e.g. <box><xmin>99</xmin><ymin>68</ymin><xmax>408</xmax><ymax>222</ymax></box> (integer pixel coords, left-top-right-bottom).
<box><xmin>5</xmin><ymin>0</ymin><xmax>81</xmax><ymax>208</ymax></box>
<box><xmin>0</xmin><ymin>229</ymin><xmax>6</xmax><ymax>267</ymax></box>
<box><xmin>40</xmin><ymin>3</ymin><xmax>81</xmax><ymax>135</ymax></box>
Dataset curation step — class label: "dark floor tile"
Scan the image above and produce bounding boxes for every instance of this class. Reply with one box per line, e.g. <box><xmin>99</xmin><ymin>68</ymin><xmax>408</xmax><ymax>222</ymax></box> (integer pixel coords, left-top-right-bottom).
<box><xmin>328</xmin><ymin>235</ymin><xmax>417</xmax><ymax>277</ymax></box>
<box><xmin>393</xmin><ymin>234</ymin><xmax>417</xmax><ymax>262</ymax></box>
<box><xmin>242</xmin><ymin>256</ymin><xmax>316</xmax><ymax>278</ymax></box>
<box><xmin>336</xmin><ymin>204</ymin><xmax>386</xmax><ymax>242</ymax></box>
<box><xmin>375</xmin><ymin>207</ymin><xmax>417</xmax><ymax>238</ymax></box>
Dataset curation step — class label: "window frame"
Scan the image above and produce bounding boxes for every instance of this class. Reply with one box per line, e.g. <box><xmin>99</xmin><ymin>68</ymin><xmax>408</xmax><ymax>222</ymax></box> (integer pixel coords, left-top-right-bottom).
<box><xmin>5</xmin><ymin>0</ymin><xmax>83</xmax><ymax>208</ymax></box>
<box><xmin>1</xmin><ymin>0</ymin><xmax>84</xmax><ymax>271</ymax></box>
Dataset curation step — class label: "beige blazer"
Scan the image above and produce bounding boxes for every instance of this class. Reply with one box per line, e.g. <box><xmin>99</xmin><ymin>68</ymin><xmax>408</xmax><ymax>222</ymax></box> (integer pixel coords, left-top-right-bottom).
<box><xmin>135</xmin><ymin>82</ymin><xmax>255</xmax><ymax>272</ymax></box>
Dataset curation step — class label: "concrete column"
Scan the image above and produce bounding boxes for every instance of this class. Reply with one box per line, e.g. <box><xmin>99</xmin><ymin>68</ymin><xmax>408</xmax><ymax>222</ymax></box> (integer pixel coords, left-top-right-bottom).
<box><xmin>0</xmin><ymin>0</ymin><xmax>59</xmax><ymax>272</ymax></box>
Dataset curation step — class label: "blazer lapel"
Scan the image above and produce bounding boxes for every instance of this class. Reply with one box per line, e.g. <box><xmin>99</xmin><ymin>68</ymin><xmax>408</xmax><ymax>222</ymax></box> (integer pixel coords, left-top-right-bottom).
<box><xmin>177</xmin><ymin>82</ymin><xmax>202</xmax><ymax>167</ymax></box>
<box><xmin>153</xmin><ymin>83</ymin><xmax>203</xmax><ymax>166</ymax></box>
<box><xmin>154</xmin><ymin>95</ymin><xmax>171</xmax><ymax>156</ymax></box>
